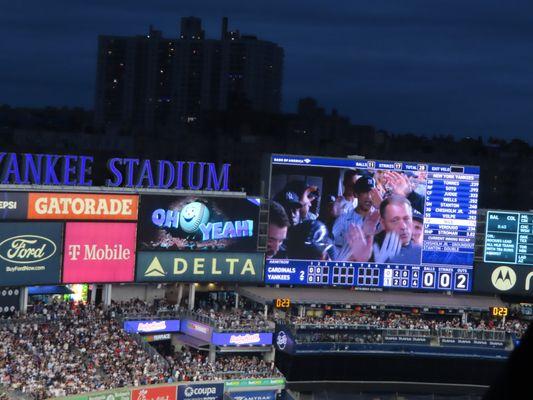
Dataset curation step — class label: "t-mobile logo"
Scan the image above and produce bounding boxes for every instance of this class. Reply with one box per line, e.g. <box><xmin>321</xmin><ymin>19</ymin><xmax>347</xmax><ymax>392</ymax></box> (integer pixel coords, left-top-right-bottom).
<box><xmin>68</xmin><ymin>245</ymin><xmax>81</xmax><ymax>260</ymax></box>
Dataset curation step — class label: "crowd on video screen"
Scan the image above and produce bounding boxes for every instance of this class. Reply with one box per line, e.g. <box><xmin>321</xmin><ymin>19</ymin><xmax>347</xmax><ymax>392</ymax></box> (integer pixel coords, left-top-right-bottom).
<box><xmin>267</xmin><ymin>167</ymin><xmax>427</xmax><ymax>264</ymax></box>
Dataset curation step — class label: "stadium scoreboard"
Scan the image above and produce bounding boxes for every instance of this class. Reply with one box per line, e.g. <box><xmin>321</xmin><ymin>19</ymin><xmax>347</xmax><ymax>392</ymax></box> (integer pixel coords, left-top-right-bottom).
<box><xmin>484</xmin><ymin>211</ymin><xmax>533</xmax><ymax>266</ymax></box>
<box><xmin>265</xmin><ymin>155</ymin><xmax>480</xmax><ymax>292</ymax></box>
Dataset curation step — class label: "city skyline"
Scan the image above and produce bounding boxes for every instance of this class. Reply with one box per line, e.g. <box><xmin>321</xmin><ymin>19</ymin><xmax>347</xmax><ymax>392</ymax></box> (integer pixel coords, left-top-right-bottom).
<box><xmin>1</xmin><ymin>0</ymin><xmax>533</xmax><ymax>143</ymax></box>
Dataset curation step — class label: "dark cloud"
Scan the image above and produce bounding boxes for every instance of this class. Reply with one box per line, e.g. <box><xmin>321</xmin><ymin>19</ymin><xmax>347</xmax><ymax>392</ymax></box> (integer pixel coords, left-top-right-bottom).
<box><xmin>1</xmin><ymin>0</ymin><xmax>532</xmax><ymax>142</ymax></box>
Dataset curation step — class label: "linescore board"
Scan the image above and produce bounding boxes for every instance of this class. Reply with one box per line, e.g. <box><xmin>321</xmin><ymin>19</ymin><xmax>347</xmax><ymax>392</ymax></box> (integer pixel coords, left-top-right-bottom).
<box><xmin>264</xmin><ymin>155</ymin><xmax>480</xmax><ymax>292</ymax></box>
<box><xmin>484</xmin><ymin>210</ymin><xmax>533</xmax><ymax>266</ymax></box>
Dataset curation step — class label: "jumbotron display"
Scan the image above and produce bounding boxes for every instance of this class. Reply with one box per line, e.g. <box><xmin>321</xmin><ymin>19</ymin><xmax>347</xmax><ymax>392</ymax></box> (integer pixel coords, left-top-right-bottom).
<box><xmin>264</xmin><ymin>154</ymin><xmax>480</xmax><ymax>291</ymax></box>
<box><xmin>484</xmin><ymin>210</ymin><xmax>533</xmax><ymax>266</ymax></box>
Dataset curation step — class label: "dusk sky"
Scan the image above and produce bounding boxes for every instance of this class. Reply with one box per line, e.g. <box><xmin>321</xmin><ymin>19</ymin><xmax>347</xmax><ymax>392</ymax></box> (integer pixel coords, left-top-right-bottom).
<box><xmin>1</xmin><ymin>0</ymin><xmax>532</xmax><ymax>142</ymax></box>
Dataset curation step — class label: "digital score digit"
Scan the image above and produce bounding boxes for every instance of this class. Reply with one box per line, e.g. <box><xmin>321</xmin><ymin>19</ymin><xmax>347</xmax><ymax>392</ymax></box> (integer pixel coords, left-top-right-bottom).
<box><xmin>490</xmin><ymin>306</ymin><xmax>508</xmax><ymax>317</ymax></box>
<box><xmin>275</xmin><ymin>298</ymin><xmax>291</xmax><ymax>309</ymax></box>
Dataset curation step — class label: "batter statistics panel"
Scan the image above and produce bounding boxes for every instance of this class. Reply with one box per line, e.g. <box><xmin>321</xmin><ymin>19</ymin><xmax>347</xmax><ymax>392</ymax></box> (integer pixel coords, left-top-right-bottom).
<box><xmin>484</xmin><ymin>211</ymin><xmax>533</xmax><ymax>266</ymax></box>
<box><xmin>265</xmin><ymin>156</ymin><xmax>480</xmax><ymax>292</ymax></box>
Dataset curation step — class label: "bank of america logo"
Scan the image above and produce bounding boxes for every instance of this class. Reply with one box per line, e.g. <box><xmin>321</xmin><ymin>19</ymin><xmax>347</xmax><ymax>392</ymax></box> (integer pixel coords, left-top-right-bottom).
<box><xmin>145</xmin><ymin>257</ymin><xmax>166</xmax><ymax>277</ymax></box>
<box><xmin>491</xmin><ymin>266</ymin><xmax>516</xmax><ymax>291</ymax></box>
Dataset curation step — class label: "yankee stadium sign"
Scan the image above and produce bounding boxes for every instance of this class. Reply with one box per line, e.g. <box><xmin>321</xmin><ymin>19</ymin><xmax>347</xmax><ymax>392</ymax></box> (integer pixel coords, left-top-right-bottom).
<box><xmin>0</xmin><ymin>152</ymin><xmax>230</xmax><ymax>191</ymax></box>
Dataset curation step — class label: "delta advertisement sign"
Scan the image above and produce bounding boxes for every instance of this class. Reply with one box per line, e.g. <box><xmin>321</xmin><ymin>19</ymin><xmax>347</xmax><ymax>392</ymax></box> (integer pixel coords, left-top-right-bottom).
<box><xmin>137</xmin><ymin>195</ymin><xmax>260</xmax><ymax>252</ymax></box>
<box><xmin>211</xmin><ymin>332</ymin><xmax>273</xmax><ymax>347</ymax></box>
<box><xmin>0</xmin><ymin>222</ymin><xmax>63</xmax><ymax>286</ymax></box>
<box><xmin>0</xmin><ymin>192</ymin><xmax>138</xmax><ymax>221</ymax></box>
<box><xmin>177</xmin><ymin>383</ymin><xmax>224</xmax><ymax>400</ymax></box>
<box><xmin>135</xmin><ymin>252</ymin><xmax>264</xmax><ymax>283</ymax></box>
<box><xmin>123</xmin><ymin>320</ymin><xmax>181</xmax><ymax>334</ymax></box>
<box><xmin>62</xmin><ymin>222</ymin><xmax>137</xmax><ymax>283</ymax></box>
<box><xmin>0</xmin><ymin>152</ymin><xmax>231</xmax><ymax>191</ymax></box>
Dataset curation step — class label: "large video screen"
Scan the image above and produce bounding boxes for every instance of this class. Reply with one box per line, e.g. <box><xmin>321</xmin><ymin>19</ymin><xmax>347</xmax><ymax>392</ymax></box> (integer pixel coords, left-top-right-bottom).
<box><xmin>137</xmin><ymin>195</ymin><xmax>260</xmax><ymax>252</ymax></box>
<box><xmin>264</xmin><ymin>155</ymin><xmax>480</xmax><ymax>291</ymax></box>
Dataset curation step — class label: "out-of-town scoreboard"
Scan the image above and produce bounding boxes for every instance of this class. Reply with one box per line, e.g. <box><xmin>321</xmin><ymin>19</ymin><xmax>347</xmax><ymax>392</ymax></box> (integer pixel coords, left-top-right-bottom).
<box><xmin>484</xmin><ymin>211</ymin><xmax>533</xmax><ymax>266</ymax></box>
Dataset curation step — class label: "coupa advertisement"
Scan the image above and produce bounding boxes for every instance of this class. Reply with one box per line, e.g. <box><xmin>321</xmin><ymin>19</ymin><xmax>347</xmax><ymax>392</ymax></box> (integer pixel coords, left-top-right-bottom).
<box><xmin>0</xmin><ymin>222</ymin><xmax>63</xmax><ymax>286</ymax></box>
<box><xmin>62</xmin><ymin>222</ymin><xmax>137</xmax><ymax>283</ymax></box>
<box><xmin>211</xmin><ymin>332</ymin><xmax>273</xmax><ymax>347</ymax></box>
<box><xmin>123</xmin><ymin>320</ymin><xmax>181</xmax><ymax>334</ymax></box>
<box><xmin>137</xmin><ymin>195</ymin><xmax>260</xmax><ymax>252</ymax></box>
<box><xmin>135</xmin><ymin>252</ymin><xmax>264</xmax><ymax>283</ymax></box>
<box><xmin>177</xmin><ymin>383</ymin><xmax>224</xmax><ymax>400</ymax></box>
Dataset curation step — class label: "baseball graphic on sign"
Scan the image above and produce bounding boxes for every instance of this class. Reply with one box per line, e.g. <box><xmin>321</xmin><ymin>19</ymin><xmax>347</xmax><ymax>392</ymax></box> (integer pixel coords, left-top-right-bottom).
<box><xmin>179</xmin><ymin>202</ymin><xmax>210</xmax><ymax>233</ymax></box>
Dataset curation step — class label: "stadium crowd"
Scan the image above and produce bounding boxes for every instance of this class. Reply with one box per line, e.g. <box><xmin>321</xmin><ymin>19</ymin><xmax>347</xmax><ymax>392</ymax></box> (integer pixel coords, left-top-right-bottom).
<box><xmin>0</xmin><ymin>301</ymin><xmax>167</xmax><ymax>399</ymax></box>
<box><xmin>0</xmin><ymin>300</ymin><xmax>280</xmax><ymax>399</ymax></box>
<box><xmin>168</xmin><ymin>349</ymin><xmax>281</xmax><ymax>382</ymax></box>
<box><xmin>290</xmin><ymin>312</ymin><xmax>529</xmax><ymax>336</ymax></box>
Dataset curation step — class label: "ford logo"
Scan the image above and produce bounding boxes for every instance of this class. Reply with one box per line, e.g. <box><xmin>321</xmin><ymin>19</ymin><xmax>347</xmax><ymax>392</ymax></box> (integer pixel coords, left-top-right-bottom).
<box><xmin>0</xmin><ymin>235</ymin><xmax>57</xmax><ymax>264</ymax></box>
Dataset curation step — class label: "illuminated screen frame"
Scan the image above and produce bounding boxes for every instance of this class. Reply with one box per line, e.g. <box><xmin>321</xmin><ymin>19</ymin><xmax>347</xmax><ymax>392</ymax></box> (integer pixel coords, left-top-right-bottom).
<box><xmin>264</xmin><ymin>154</ymin><xmax>480</xmax><ymax>292</ymax></box>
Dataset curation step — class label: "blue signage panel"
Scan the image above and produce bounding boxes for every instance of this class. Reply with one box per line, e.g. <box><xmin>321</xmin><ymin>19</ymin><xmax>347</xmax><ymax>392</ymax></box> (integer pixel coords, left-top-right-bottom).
<box><xmin>266</xmin><ymin>154</ymin><xmax>478</xmax><ymax>292</ymax></box>
<box><xmin>229</xmin><ymin>391</ymin><xmax>276</xmax><ymax>400</ymax></box>
<box><xmin>181</xmin><ymin>319</ymin><xmax>213</xmax><ymax>342</ymax></box>
<box><xmin>0</xmin><ymin>192</ymin><xmax>28</xmax><ymax>220</ymax></box>
<box><xmin>177</xmin><ymin>383</ymin><xmax>224</xmax><ymax>400</ymax></box>
<box><xmin>136</xmin><ymin>251</ymin><xmax>264</xmax><ymax>283</ymax></box>
<box><xmin>123</xmin><ymin>319</ymin><xmax>181</xmax><ymax>334</ymax></box>
<box><xmin>211</xmin><ymin>332</ymin><xmax>273</xmax><ymax>346</ymax></box>
<box><xmin>0</xmin><ymin>222</ymin><xmax>63</xmax><ymax>286</ymax></box>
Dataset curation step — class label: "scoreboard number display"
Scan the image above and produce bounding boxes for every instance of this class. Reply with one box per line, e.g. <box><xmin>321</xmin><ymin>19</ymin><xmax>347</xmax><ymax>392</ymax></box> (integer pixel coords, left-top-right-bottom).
<box><xmin>490</xmin><ymin>307</ymin><xmax>508</xmax><ymax>317</ymax></box>
<box><xmin>274</xmin><ymin>298</ymin><xmax>291</xmax><ymax>309</ymax></box>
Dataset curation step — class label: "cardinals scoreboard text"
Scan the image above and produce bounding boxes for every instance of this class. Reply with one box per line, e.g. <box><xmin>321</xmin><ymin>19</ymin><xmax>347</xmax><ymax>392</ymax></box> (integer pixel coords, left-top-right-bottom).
<box><xmin>484</xmin><ymin>211</ymin><xmax>533</xmax><ymax>266</ymax></box>
<box><xmin>265</xmin><ymin>155</ymin><xmax>480</xmax><ymax>292</ymax></box>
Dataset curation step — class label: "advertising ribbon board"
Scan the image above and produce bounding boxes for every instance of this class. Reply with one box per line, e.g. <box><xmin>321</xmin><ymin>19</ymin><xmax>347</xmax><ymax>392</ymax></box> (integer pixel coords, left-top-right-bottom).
<box><xmin>228</xmin><ymin>391</ymin><xmax>276</xmax><ymax>400</ymax></box>
<box><xmin>123</xmin><ymin>320</ymin><xmax>180</xmax><ymax>334</ymax></box>
<box><xmin>132</xmin><ymin>386</ymin><xmax>177</xmax><ymax>400</ymax></box>
<box><xmin>224</xmin><ymin>379</ymin><xmax>285</xmax><ymax>388</ymax></box>
<box><xmin>211</xmin><ymin>332</ymin><xmax>273</xmax><ymax>346</ymax></box>
<box><xmin>88</xmin><ymin>389</ymin><xmax>131</xmax><ymax>400</ymax></box>
<box><xmin>177</xmin><ymin>383</ymin><xmax>224</xmax><ymax>400</ymax></box>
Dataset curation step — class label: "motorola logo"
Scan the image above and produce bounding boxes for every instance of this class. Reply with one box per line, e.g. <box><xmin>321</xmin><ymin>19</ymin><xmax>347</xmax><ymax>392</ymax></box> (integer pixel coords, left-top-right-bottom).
<box><xmin>491</xmin><ymin>266</ymin><xmax>516</xmax><ymax>291</ymax></box>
